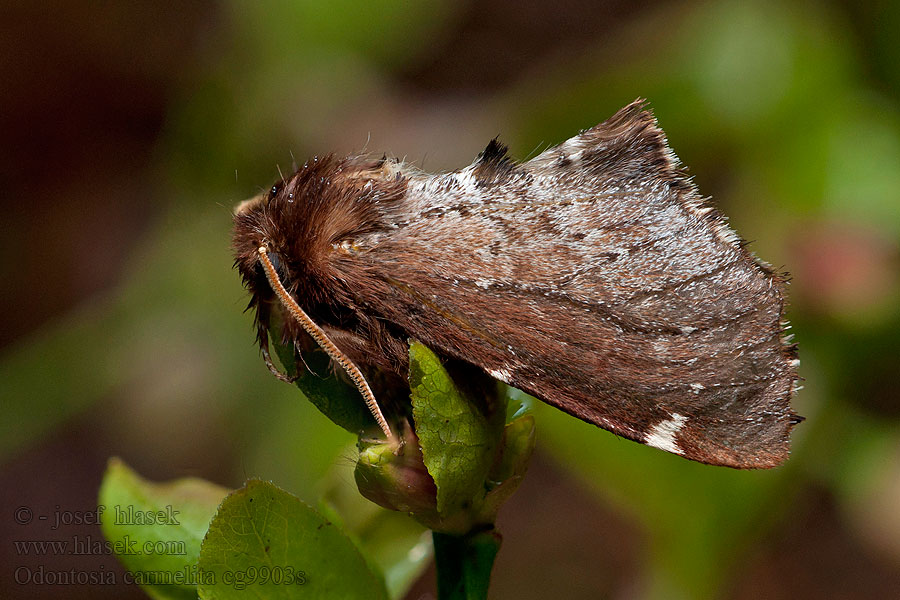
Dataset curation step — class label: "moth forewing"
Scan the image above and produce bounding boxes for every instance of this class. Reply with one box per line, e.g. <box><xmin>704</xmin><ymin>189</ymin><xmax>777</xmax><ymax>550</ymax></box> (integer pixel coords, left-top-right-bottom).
<box><xmin>232</xmin><ymin>99</ymin><xmax>801</xmax><ymax>469</ymax></box>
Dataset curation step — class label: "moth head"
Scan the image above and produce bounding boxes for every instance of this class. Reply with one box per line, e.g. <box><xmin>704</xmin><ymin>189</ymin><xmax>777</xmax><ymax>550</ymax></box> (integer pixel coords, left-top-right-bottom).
<box><xmin>231</xmin><ymin>156</ymin><xmax>405</xmax><ymax>441</ymax></box>
<box><xmin>232</xmin><ymin>180</ymin><xmax>294</xmax><ymax>312</ymax></box>
<box><xmin>232</xmin><ymin>155</ymin><xmax>409</xmax><ymax>311</ymax></box>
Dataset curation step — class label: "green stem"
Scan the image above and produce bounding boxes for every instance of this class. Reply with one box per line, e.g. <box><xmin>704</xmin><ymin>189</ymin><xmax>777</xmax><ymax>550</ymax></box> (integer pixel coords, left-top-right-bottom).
<box><xmin>433</xmin><ymin>528</ymin><xmax>502</xmax><ymax>600</ymax></box>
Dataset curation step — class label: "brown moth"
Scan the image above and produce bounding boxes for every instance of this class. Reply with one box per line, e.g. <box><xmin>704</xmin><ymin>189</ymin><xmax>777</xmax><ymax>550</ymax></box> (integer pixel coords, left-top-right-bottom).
<box><xmin>233</xmin><ymin>100</ymin><xmax>802</xmax><ymax>468</ymax></box>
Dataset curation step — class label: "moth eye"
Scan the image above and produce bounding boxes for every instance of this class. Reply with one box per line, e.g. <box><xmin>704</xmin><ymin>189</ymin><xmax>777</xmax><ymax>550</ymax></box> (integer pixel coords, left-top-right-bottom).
<box><xmin>266</xmin><ymin>251</ymin><xmax>288</xmax><ymax>280</ymax></box>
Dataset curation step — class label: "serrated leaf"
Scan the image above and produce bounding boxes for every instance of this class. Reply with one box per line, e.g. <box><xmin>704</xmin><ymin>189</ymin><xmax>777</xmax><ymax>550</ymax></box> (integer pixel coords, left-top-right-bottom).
<box><xmin>198</xmin><ymin>479</ymin><xmax>387</xmax><ymax>600</ymax></box>
<box><xmin>98</xmin><ymin>458</ymin><xmax>229</xmax><ymax>600</ymax></box>
<box><xmin>408</xmin><ymin>342</ymin><xmax>505</xmax><ymax>520</ymax></box>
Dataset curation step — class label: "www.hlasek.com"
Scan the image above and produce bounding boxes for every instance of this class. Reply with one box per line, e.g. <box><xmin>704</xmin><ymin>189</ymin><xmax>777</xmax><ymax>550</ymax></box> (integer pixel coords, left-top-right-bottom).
<box><xmin>14</xmin><ymin>565</ymin><xmax>308</xmax><ymax>589</ymax></box>
<box><xmin>15</xmin><ymin>534</ymin><xmax>186</xmax><ymax>557</ymax></box>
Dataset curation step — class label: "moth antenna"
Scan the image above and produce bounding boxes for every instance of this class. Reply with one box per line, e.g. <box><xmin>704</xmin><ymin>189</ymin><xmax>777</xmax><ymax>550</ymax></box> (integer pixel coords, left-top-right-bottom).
<box><xmin>257</xmin><ymin>246</ymin><xmax>395</xmax><ymax>441</ymax></box>
<box><xmin>261</xmin><ymin>343</ymin><xmax>298</xmax><ymax>384</ymax></box>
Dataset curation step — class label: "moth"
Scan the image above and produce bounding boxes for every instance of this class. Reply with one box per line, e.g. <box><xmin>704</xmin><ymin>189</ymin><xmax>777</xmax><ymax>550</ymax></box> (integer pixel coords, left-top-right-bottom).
<box><xmin>233</xmin><ymin>99</ymin><xmax>802</xmax><ymax>469</ymax></box>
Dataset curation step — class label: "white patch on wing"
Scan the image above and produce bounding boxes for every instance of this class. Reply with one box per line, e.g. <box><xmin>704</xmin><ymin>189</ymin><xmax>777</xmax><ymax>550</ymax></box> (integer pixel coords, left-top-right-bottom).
<box><xmin>488</xmin><ymin>367</ymin><xmax>512</xmax><ymax>383</ymax></box>
<box><xmin>645</xmin><ymin>413</ymin><xmax>689</xmax><ymax>454</ymax></box>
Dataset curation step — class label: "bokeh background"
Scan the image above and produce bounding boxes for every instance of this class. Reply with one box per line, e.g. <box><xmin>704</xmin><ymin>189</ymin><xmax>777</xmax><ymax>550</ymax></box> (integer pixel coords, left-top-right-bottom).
<box><xmin>2</xmin><ymin>0</ymin><xmax>899</xmax><ymax>598</ymax></box>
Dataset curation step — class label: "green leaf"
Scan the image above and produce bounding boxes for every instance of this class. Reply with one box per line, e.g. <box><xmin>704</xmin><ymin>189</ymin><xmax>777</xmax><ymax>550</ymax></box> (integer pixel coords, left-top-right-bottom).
<box><xmin>408</xmin><ymin>342</ymin><xmax>505</xmax><ymax>522</ymax></box>
<box><xmin>480</xmin><ymin>415</ymin><xmax>536</xmax><ymax>521</ymax></box>
<box><xmin>198</xmin><ymin>479</ymin><xmax>388</xmax><ymax>600</ymax></box>
<box><xmin>270</xmin><ymin>309</ymin><xmax>375</xmax><ymax>434</ymax></box>
<box><xmin>98</xmin><ymin>458</ymin><xmax>229</xmax><ymax>600</ymax></box>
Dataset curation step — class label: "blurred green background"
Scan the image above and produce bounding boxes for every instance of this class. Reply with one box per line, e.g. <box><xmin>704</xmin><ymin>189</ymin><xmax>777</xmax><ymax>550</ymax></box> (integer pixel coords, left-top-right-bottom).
<box><xmin>2</xmin><ymin>0</ymin><xmax>899</xmax><ymax>598</ymax></box>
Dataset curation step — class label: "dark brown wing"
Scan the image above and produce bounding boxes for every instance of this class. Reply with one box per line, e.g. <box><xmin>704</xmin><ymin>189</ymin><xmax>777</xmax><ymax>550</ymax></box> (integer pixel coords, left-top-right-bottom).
<box><xmin>335</xmin><ymin>100</ymin><xmax>801</xmax><ymax>468</ymax></box>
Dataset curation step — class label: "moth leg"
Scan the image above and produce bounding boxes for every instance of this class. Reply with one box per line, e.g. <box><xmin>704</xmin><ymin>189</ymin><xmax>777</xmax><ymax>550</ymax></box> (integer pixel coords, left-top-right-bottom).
<box><xmin>261</xmin><ymin>342</ymin><xmax>298</xmax><ymax>384</ymax></box>
<box><xmin>294</xmin><ymin>340</ymin><xmax>323</xmax><ymax>377</ymax></box>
